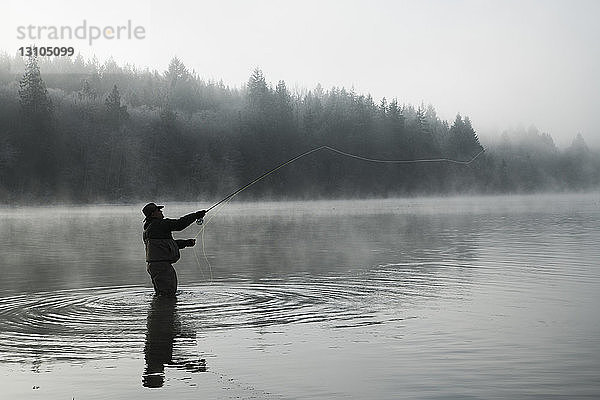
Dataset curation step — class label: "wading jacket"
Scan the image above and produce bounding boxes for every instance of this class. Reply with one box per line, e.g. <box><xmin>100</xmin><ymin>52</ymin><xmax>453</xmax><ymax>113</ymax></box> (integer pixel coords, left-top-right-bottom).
<box><xmin>143</xmin><ymin>212</ymin><xmax>200</xmax><ymax>263</ymax></box>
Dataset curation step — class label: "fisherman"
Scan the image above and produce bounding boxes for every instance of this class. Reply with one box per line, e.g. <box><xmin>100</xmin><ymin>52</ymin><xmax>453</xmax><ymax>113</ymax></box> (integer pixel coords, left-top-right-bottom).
<box><xmin>142</xmin><ymin>203</ymin><xmax>206</xmax><ymax>297</ymax></box>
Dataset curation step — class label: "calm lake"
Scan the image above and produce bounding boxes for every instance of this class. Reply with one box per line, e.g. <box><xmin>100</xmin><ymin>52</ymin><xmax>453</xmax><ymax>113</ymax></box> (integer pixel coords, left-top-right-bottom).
<box><xmin>1</xmin><ymin>193</ymin><xmax>599</xmax><ymax>399</ymax></box>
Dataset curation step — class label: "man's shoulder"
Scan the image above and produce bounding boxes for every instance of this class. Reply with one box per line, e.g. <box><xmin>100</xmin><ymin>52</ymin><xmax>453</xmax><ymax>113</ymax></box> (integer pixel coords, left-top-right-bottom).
<box><xmin>144</xmin><ymin>218</ymin><xmax>174</xmax><ymax>238</ymax></box>
<box><xmin>144</xmin><ymin>217</ymin><xmax>169</xmax><ymax>229</ymax></box>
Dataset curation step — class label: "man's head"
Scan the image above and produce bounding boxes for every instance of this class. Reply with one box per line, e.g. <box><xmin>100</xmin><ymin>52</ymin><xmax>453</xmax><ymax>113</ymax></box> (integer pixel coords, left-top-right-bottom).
<box><xmin>142</xmin><ymin>202</ymin><xmax>164</xmax><ymax>218</ymax></box>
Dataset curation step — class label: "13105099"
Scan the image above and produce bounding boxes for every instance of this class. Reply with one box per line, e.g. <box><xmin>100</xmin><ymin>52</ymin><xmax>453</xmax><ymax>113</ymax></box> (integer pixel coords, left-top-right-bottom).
<box><xmin>19</xmin><ymin>46</ymin><xmax>75</xmax><ymax>57</ymax></box>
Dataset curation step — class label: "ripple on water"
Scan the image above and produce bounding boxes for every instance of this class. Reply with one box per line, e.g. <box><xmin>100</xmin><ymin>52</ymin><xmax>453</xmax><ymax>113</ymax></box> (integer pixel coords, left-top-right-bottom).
<box><xmin>0</xmin><ymin>274</ymin><xmax>424</xmax><ymax>364</ymax></box>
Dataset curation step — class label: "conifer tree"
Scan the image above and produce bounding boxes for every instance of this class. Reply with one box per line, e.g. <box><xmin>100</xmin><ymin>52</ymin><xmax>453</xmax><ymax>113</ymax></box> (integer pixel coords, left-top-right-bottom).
<box><xmin>18</xmin><ymin>55</ymin><xmax>53</xmax><ymax>122</ymax></box>
<box><xmin>447</xmin><ymin>114</ymin><xmax>483</xmax><ymax>159</ymax></box>
<box><xmin>246</xmin><ymin>68</ymin><xmax>274</xmax><ymax>129</ymax></box>
<box><xmin>165</xmin><ymin>57</ymin><xmax>189</xmax><ymax>88</ymax></box>
<box><xmin>275</xmin><ymin>80</ymin><xmax>293</xmax><ymax>125</ymax></box>
<box><xmin>105</xmin><ymin>84</ymin><xmax>129</xmax><ymax>126</ymax></box>
<box><xmin>248</xmin><ymin>68</ymin><xmax>269</xmax><ymax>109</ymax></box>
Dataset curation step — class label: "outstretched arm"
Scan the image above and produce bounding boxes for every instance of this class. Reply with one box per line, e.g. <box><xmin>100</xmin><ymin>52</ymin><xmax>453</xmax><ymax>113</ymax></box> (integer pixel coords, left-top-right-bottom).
<box><xmin>165</xmin><ymin>210</ymin><xmax>206</xmax><ymax>231</ymax></box>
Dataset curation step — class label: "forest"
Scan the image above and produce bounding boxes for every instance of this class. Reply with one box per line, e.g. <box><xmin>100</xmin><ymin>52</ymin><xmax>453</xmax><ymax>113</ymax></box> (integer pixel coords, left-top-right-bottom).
<box><xmin>0</xmin><ymin>53</ymin><xmax>598</xmax><ymax>204</ymax></box>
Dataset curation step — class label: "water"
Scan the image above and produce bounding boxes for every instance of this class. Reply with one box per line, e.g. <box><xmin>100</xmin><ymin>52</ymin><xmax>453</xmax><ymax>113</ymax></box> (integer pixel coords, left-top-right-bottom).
<box><xmin>0</xmin><ymin>193</ymin><xmax>599</xmax><ymax>399</ymax></box>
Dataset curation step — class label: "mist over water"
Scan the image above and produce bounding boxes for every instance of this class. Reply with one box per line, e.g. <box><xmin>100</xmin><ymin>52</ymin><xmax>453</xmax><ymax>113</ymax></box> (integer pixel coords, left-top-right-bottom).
<box><xmin>0</xmin><ymin>193</ymin><xmax>599</xmax><ymax>399</ymax></box>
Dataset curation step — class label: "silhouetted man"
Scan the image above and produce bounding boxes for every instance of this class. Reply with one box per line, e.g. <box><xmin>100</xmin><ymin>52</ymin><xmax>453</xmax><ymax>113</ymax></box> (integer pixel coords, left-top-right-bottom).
<box><xmin>142</xmin><ymin>203</ymin><xmax>206</xmax><ymax>297</ymax></box>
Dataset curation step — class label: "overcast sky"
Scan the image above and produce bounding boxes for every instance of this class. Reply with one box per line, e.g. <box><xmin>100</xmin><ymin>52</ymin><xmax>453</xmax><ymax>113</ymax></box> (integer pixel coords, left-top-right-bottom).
<box><xmin>3</xmin><ymin>0</ymin><xmax>599</xmax><ymax>147</ymax></box>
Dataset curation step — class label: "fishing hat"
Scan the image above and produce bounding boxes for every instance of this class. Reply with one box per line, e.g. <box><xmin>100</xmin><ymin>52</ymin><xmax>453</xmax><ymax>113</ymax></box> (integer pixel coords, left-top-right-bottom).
<box><xmin>142</xmin><ymin>202</ymin><xmax>164</xmax><ymax>217</ymax></box>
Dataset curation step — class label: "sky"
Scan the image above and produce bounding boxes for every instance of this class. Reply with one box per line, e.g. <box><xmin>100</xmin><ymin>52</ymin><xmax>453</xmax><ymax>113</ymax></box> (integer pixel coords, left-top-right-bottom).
<box><xmin>2</xmin><ymin>0</ymin><xmax>599</xmax><ymax>148</ymax></box>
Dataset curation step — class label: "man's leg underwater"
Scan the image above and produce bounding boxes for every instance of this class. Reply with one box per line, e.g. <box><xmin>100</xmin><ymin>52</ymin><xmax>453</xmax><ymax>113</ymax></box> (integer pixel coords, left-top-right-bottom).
<box><xmin>147</xmin><ymin>262</ymin><xmax>178</xmax><ymax>296</ymax></box>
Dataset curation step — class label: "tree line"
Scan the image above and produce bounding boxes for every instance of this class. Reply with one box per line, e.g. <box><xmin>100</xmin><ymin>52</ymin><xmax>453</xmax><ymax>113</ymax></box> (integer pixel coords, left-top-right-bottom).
<box><xmin>0</xmin><ymin>53</ymin><xmax>598</xmax><ymax>204</ymax></box>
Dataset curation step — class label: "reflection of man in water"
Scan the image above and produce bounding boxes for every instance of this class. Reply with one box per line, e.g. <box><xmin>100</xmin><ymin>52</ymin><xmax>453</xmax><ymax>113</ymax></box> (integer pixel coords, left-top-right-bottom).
<box><xmin>142</xmin><ymin>296</ymin><xmax>206</xmax><ymax>388</ymax></box>
<box><xmin>142</xmin><ymin>203</ymin><xmax>206</xmax><ymax>297</ymax></box>
<box><xmin>143</xmin><ymin>296</ymin><xmax>178</xmax><ymax>388</ymax></box>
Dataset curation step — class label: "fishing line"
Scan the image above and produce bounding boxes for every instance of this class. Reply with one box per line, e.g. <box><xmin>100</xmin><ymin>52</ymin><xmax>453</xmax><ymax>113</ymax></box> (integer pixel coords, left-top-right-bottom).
<box><xmin>192</xmin><ymin>243</ymin><xmax>207</xmax><ymax>281</ymax></box>
<box><xmin>194</xmin><ymin>197</ymin><xmax>232</xmax><ymax>282</ymax></box>
<box><xmin>203</xmin><ymin>145</ymin><xmax>485</xmax><ymax>214</ymax></box>
<box><xmin>192</xmin><ymin>198</ymin><xmax>229</xmax><ymax>283</ymax></box>
<box><xmin>192</xmin><ymin>145</ymin><xmax>485</xmax><ymax>280</ymax></box>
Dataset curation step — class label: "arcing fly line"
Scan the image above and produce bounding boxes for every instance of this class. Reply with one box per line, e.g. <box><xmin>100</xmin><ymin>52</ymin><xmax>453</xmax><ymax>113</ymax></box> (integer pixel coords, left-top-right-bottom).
<box><xmin>192</xmin><ymin>145</ymin><xmax>485</xmax><ymax>281</ymax></box>
<box><xmin>202</xmin><ymin>145</ymin><xmax>485</xmax><ymax>215</ymax></box>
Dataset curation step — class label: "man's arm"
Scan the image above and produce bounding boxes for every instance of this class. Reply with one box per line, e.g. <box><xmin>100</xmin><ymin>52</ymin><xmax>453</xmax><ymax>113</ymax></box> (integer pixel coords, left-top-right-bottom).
<box><xmin>175</xmin><ymin>239</ymin><xmax>196</xmax><ymax>249</ymax></box>
<box><xmin>165</xmin><ymin>210</ymin><xmax>206</xmax><ymax>231</ymax></box>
